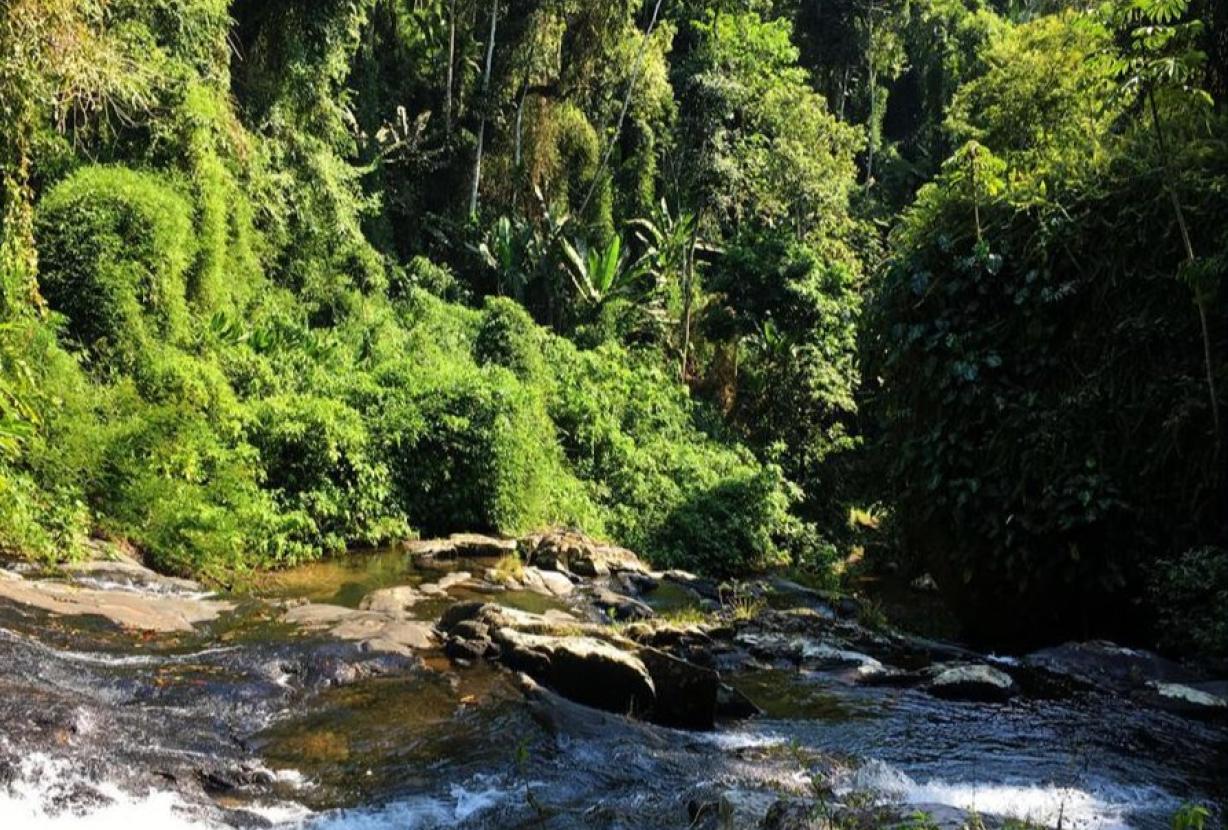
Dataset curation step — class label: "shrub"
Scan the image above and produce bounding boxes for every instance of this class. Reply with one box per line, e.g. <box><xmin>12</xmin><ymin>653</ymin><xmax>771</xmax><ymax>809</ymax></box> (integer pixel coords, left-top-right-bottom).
<box><xmin>474</xmin><ymin>296</ymin><xmax>547</xmax><ymax>383</ymax></box>
<box><xmin>92</xmin><ymin>399</ymin><xmax>302</xmax><ymax>577</ymax></box>
<box><xmin>866</xmin><ymin>145</ymin><xmax>1228</xmax><ymax>645</ymax></box>
<box><xmin>1151</xmin><ymin>548</ymin><xmax>1228</xmax><ymax>659</ymax></box>
<box><xmin>373</xmin><ymin>360</ymin><xmax>593</xmax><ymax>536</ymax></box>
<box><xmin>35</xmin><ymin>166</ymin><xmax>196</xmax><ymax>365</ymax></box>
<box><xmin>246</xmin><ymin>394</ymin><xmax>407</xmax><ymax>552</ymax></box>
<box><xmin>545</xmin><ymin>338</ymin><xmax>796</xmax><ymax>574</ymax></box>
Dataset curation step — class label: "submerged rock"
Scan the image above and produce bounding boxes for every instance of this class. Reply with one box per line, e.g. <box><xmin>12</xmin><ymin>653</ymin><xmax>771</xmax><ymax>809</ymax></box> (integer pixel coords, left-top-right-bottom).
<box><xmin>284</xmin><ymin>602</ymin><xmax>437</xmax><ymax>655</ymax></box>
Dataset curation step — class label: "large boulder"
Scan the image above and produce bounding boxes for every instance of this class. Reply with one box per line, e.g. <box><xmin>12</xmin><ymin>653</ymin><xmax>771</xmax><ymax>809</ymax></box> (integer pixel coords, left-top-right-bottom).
<box><xmin>639</xmin><ymin>647</ymin><xmax>719</xmax><ymax>730</ymax></box>
<box><xmin>492</xmin><ymin>627</ymin><xmax>656</xmax><ymax>716</ymax></box>
<box><xmin>524</xmin><ymin>531</ymin><xmax>649</xmax><ymax>576</ymax></box>
<box><xmin>1023</xmin><ymin>641</ymin><xmax>1201</xmax><ymax>695</ymax></box>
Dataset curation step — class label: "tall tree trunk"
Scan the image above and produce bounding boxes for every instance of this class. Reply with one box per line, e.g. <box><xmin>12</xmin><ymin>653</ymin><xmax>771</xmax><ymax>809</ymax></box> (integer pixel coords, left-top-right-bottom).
<box><xmin>573</xmin><ymin>0</ymin><xmax>665</xmax><ymax>224</ymax></box>
<box><xmin>469</xmin><ymin>0</ymin><xmax>498</xmax><ymax>217</ymax></box>
<box><xmin>444</xmin><ymin>0</ymin><xmax>456</xmax><ymax>136</ymax></box>
<box><xmin>679</xmin><ymin>221</ymin><xmax>699</xmax><ymax>383</ymax></box>
<box><xmin>864</xmin><ymin>4</ymin><xmax>877</xmax><ymax>196</ymax></box>
<box><xmin>1148</xmin><ymin>91</ymin><xmax>1222</xmax><ymax>454</ymax></box>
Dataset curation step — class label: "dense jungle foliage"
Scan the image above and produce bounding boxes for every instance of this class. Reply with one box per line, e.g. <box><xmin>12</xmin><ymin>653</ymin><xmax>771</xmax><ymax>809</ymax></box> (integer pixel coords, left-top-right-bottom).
<box><xmin>0</xmin><ymin>0</ymin><xmax>1225</xmax><ymax>653</ymax></box>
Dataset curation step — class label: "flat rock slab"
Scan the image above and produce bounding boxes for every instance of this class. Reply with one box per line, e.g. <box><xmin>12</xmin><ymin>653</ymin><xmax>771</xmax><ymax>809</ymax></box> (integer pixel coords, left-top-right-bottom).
<box><xmin>0</xmin><ymin>570</ymin><xmax>232</xmax><ymax>633</ymax></box>
<box><xmin>284</xmin><ymin>603</ymin><xmax>437</xmax><ymax>656</ymax></box>
<box><xmin>405</xmin><ymin>534</ymin><xmax>517</xmax><ymax>560</ymax></box>
<box><xmin>60</xmin><ymin>559</ymin><xmax>206</xmax><ymax>596</ymax></box>
<box><xmin>359</xmin><ymin>585</ymin><xmax>425</xmax><ymax>614</ymax></box>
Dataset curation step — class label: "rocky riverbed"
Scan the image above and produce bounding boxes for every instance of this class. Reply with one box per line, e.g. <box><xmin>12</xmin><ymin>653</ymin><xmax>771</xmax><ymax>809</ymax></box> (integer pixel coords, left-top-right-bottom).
<box><xmin>0</xmin><ymin>532</ymin><xmax>1224</xmax><ymax>829</ymax></box>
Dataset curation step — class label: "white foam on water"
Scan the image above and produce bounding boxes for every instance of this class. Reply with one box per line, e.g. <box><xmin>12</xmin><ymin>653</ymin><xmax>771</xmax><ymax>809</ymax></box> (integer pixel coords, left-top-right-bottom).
<box><xmin>0</xmin><ymin>749</ymin><xmax>513</xmax><ymax>830</ymax></box>
<box><xmin>0</xmin><ymin>752</ymin><xmax>225</xmax><ymax>830</ymax></box>
<box><xmin>838</xmin><ymin>759</ymin><xmax>1172</xmax><ymax>830</ymax></box>
<box><xmin>694</xmin><ymin>729</ymin><xmax>787</xmax><ymax>751</ymax></box>
<box><xmin>298</xmin><ymin>776</ymin><xmax>512</xmax><ymax>829</ymax></box>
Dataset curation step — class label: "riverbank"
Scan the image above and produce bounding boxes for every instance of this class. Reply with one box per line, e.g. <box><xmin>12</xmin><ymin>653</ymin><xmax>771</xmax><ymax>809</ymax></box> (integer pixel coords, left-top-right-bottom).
<box><xmin>0</xmin><ymin>533</ymin><xmax>1224</xmax><ymax>828</ymax></box>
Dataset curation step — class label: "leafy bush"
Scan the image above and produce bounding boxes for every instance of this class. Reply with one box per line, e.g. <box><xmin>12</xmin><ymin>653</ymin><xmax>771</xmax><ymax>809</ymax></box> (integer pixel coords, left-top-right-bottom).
<box><xmin>35</xmin><ymin>166</ymin><xmax>196</xmax><ymax>365</ymax></box>
<box><xmin>90</xmin><ymin>399</ymin><xmax>290</xmax><ymax>576</ymax></box>
<box><xmin>473</xmin><ymin>296</ymin><xmax>547</xmax><ymax>383</ymax></box>
<box><xmin>866</xmin><ymin>145</ymin><xmax>1228</xmax><ymax>644</ymax></box>
<box><xmin>546</xmin><ymin>338</ymin><xmax>795</xmax><ymax>574</ymax></box>
<box><xmin>373</xmin><ymin>360</ymin><xmax>593</xmax><ymax>537</ymax></box>
<box><xmin>1151</xmin><ymin>548</ymin><xmax>1228</xmax><ymax>658</ymax></box>
<box><xmin>246</xmin><ymin>394</ymin><xmax>407</xmax><ymax>553</ymax></box>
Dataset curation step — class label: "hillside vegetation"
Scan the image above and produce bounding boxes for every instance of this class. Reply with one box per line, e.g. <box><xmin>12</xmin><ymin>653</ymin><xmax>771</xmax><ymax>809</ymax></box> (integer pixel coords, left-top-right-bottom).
<box><xmin>1</xmin><ymin>0</ymin><xmax>1225</xmax><ymax>653</ymax></box>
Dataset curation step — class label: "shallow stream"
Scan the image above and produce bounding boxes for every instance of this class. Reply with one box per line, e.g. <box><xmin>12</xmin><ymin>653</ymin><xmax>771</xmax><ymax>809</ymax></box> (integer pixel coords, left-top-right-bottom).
<box><xmin>0</xmin><ymin>549</ymin><xmax>1223</xmax><ymax>829</ymax></box>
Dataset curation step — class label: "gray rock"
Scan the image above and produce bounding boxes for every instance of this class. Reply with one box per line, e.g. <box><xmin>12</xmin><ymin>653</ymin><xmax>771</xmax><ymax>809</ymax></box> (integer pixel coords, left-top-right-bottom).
<box><xmin>716</xmin><ymin>682</ymin><xmax>763</xmax><ymax>720</ymax></box>
<box><xmin>1024</xmin><ymin>641</ymin><xmax>1202</xmax><ymax>694</ymax></box>
<box><xmin>359</xmin><ymin>585</ymin><xmax>423</xmax><ymax>614</ymax></box>
<box><xmin>493</xmin><ymin>627</ymin><xmax>656</xmax><ymax>716</ymax></box>
<box><xmin>1145</xmin><ymin>681</ymin><xmax>1228</xmax><ymax>718</ymax></box>
<box><xmin>592</xmin><ymin>587</ymin><xmax>654</xmax><ymax>621</ymax></box>
<box><xmin>437</xmin><ymin>601</ymin><xmax>486</xmax><ymax>633</ymax></box>
<box><xmin>525</xmin><ymin>531</ymin><xmax>649</xmax><ymax>576</ymax></box>
<box><xmin>925</xmin><ymin>662</ymin><xmax>1016</xmax><ymax>702</ymax></box>
<box><xmin>639</xmin><ymin>647</ymin><xmax>719</xmax><ymax>729</ymax></box>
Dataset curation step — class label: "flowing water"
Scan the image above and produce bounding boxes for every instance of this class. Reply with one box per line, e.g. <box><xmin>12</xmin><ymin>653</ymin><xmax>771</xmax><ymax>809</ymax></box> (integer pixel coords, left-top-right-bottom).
<box><xmin>0</xmin><ymin>551</ymin><xmax>1223</xmax><ymax>829</ymax></box>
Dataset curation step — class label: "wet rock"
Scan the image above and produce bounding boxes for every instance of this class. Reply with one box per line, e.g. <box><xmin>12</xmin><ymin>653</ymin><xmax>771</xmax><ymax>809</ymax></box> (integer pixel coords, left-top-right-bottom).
<box><xmin>716</xmin><ymin>789</ymin><xmax>781</xmax><ymax>829</ymax></box>
<box><xmin>493</xmin><ymin>627</ymin><xmax>656</xmax><ymax>716</ymax></box>
<box><xmin>444</xmin><ymin>634</ymin><xmax>492</xmax><ymax>663</ymax></box>
<box><xmin>761</xmin><ymin>798</ymin><xmax>821</xmax><ymax>829</ymax></box>
<box><xmin>615</xmin><ymin>571</ymin><xmax>660</xmax><ymax>595</ymax></box>
<box><xmin>799</xmin><ymin>641</ymin><xmax>885</xmax><ymax>676</ymax></box>
<box><xmin>592</xmin><ymin>587</ymin><xmax>654</xmax><ymax>621</ymax></box>
<box><xmin>1144</xmin><ymin>681</ymin><xmax>1228</xmax><ymax>718</ymax></box>
<box><xmin>924</xmin><ymin>662</ymin><xmax>1016</xmax><ymax>702</ymax></box>
<box><xmin>437</xmin><ymin>601</ymin><xmax>487</xmax><ymax>633</ymax></box>
<box><xmin>518</xmin><ymin>566</ymin><xmax>574</xmax><ymax>597</ymax></box>
<box><xmin>716</xmin><ymin>682</ymin><xmax>763</xmax><ymax>719</ymax></box>
<box><xmin>517</xmin><ymin>673</ymin><xmax>669</xmax><ymax>748</ymax></box>
<box><xmin>525</xmin><ymin>530</ymin><xmax>649</xmax><ymax>576</ymax></box>
<box><xmin>417</xmin><ymin>571</ymin><xmax>472</xmax><ymax>596</ymax></box>
<box><xmin>61</xmin><ymin>558</ymin><xmax>205</xmax><ymax>597</ymax></box>
<box><xmin>358</xmin><ymin>585</ymin><xmax>423</xmax><ymax>614</ymax></box>
<box><xmin>910</xmin><ymin>573</ymin><xmax>939</xmax><ymax>593</ymax></box>
<box><xmin>0</xmin><ymin>570</ymin><xmax>232</xmax><ymax>633</ymax></box>
<box><xmin>1023</xmin><ymin>641</ymin><xmax>1203</xmax><ymax>695</ymax></box>
<box><xmin>639</xmin><ymin>647</ymin><xmax>719</xmax><ymax>730</ymax></box>
<box><xmin>664</xmin><ymin>570</ymin><xmax>722</xmax><ymax>602</ymax></box>
<box><xmin>284</xmin><ymin>603</ymin><xmax>437</xmax><ymax>655</ymax></box>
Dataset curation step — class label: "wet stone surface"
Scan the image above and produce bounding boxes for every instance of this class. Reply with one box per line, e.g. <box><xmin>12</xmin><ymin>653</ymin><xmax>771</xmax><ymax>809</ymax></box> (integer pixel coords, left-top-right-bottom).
<box><xmin>0</xmin><ymin>534</ymin><xmax>1224</xmax><ymax>829</ymax></box>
